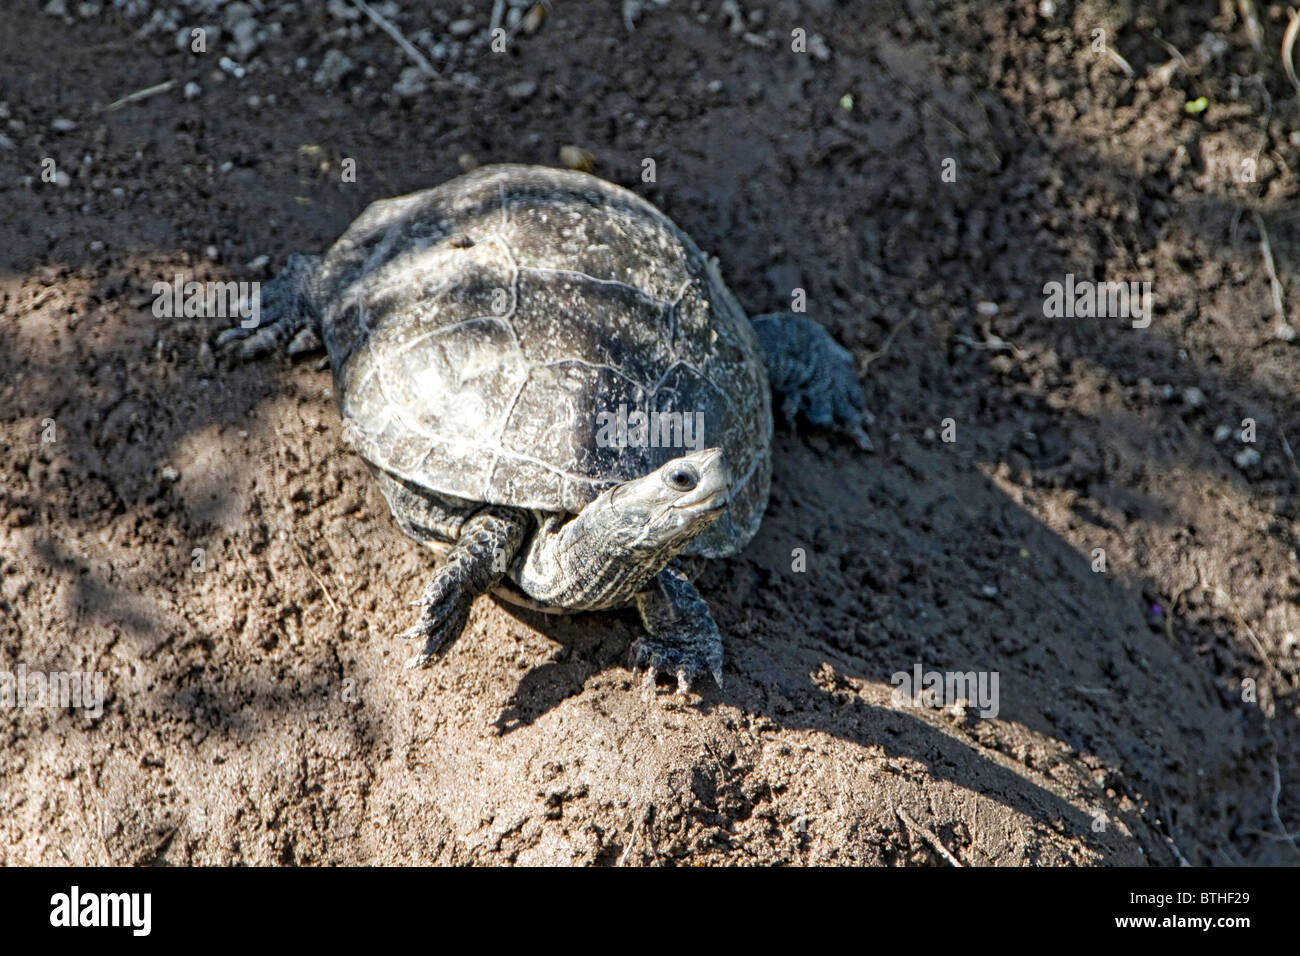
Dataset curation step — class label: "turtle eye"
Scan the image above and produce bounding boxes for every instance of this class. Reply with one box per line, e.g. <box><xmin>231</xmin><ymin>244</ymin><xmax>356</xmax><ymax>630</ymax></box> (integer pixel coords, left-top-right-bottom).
<box><xmin>664</xmin><ymin>464</ymin><xmax>698</xmax><ymax>492</ymax></box>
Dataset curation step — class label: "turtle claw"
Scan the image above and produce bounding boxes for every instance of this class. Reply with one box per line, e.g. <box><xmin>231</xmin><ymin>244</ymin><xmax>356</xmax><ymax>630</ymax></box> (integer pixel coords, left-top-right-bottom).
<box><xmin>630</xmin><ymin>636</ymin><xmax>721</xmax><ymax>695</ymax></box>
<box><xmin>287</xmin><ymin>326</ymin><xmax>323</xmax><ymax>355</ymax></box>
<box><xmin>395</xmin><ymin>586</ymin><xmax>466</xmax><ymax>666</ymax></box>
<box><xmin>403</xmin><ymin>651</ymin><xmax>433</xmax><ymax>670</ymax></box>
<box><xmin>215</xmin><ymin>325</ymin><xmax>254</xmax><ymax>348</ymax></box>
<box><xmin>397</xmin><ymin>623</ymin><xmax>444</xmax><ymax>670</ymax></box>
<box><xmin>846</xmin><ymin>422</ymin><xmax>874</xmax><ymax>453</ymax></box>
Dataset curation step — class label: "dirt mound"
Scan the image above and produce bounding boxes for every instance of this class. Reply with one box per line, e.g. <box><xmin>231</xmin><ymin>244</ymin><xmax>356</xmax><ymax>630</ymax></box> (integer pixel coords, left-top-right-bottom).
<box><xmin>1</xmin><ymin>0</ymin><xmax>1296</xmax><ymax>865</ymax></box>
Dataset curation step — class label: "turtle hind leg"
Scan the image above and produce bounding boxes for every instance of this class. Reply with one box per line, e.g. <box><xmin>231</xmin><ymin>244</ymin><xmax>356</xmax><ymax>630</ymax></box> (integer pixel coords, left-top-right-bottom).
<box><xmin>750</xmin><ymin>312</ymin><xmax>874</xmax><ymax>451</ymax></box>
<box><xmin>216</xmin><ymin>254</ymin><xmax>323</xmax><ymax>359</ymax></box>
<box><xmin>399</xmin><ymin>506</ymin><xmax>528</xmax><ymax>669</ymax></box>
<box><xmin>632</xmin><ymin>560</ymin><xmax>724</xmax><ymax>694</ymax></box>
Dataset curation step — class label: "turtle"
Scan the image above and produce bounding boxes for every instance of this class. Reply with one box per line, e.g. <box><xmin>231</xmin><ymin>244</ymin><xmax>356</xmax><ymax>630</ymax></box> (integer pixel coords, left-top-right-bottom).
<box><xmin>219</xmin><ymin>164</ymin><xmax>870</xmax><ymax>692</ymax></box>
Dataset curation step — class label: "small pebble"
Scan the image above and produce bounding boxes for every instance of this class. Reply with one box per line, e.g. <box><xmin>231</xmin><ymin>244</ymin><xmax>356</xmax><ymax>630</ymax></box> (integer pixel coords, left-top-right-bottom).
<box><xmin>393</xmin><ymin>67</ymin><xmax>427</xmax><ymax>97</ymax></box>
<box><xmin>720</xmin><ymin>0</ymin><xmax>743</xmax><ymax>35</ymax></box>
<box><xmin>520</xmin><ymin>4</ymin><xmax>545</xmax><ymax>34</ymax></box>
<box><xmin>1234</xmin><ymin>448</ymin><xmax>1261</xmax><ymax>469</ymax></box>
<box><xmin>51</xmin><ymin>117</ymin><xmax>77</xmax><ymax>132</ymax></box>
<box><xmin>184</xmin><ymin>81</ymin><xmax>201</xmax><ymax>100</ymax></box>
<box><xmin>313</xmin><ymin>49</ymin><xmax>353</xmax><ymax>87</ymax></box>
<box><xmin>505</xmin><ymin>79</ymin><xmax>537</xmax><ymax>100</ymax></box>
<box><xmin>230</xmin><ymin>17</ymin><xmax>260</xmax><ymax>58</ymax></box>
<box><xmin>1182</xmin><ymin>386</ymin><xmax>1206</xmax><ymax>407</ymax></box>
<box><xmin>558</xmin><ymin>144</ymin><xmax>595</xmax><ymax>172</ymax></box>
<box><xmin>976</xmin><ymin>300</ymin><xmax>999</xmax><ymax>316</ymax></box>
<box><xmin>448</xmin><ymin>19</ymin><xmax>476</xmax><ymax>37</ymax></box>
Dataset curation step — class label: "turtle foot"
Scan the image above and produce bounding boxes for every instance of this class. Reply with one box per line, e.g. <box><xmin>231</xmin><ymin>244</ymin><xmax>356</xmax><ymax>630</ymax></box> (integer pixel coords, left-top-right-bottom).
<box><xmin>398</xmin><ymin>575</ymin><xmax>471</xmax><ymax>669</ymax></box>
<box><xmin>751</xmin><ymin>312</ymin><xmax>874</xmax><ymax>452</ymax></box>
<box><xmin>630</xmin><ymin>634</ymin><xmax>724</xmax><ymax>695</ymax></box>
<box><xmin>216</xmin><ymin>254</ymin><xmax>322</xmax><ymax>360</ymax></box>
<box><xmin>633</xmin><ymin>561</ymin><xmax>724</xmax><ymax>696</ymax></box>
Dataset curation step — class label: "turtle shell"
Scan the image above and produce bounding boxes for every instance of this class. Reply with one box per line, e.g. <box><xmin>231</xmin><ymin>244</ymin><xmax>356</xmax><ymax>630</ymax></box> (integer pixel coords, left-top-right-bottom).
<box><xmin>317</xmin><ymin>164</ymin><xmax>772</xmax><ymax>558</ymax></box>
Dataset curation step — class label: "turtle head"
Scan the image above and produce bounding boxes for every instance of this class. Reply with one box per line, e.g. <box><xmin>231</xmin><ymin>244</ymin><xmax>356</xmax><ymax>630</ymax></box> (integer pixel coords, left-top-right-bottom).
<box><xmin>601</xmin><ymin>447</ymin><xmax>732</xmax><ymax>553</ymax></box>
<box><xmin>515</xmin><ymin>448</ymin><xmax>731</xmax><ymax>610</ymax></box>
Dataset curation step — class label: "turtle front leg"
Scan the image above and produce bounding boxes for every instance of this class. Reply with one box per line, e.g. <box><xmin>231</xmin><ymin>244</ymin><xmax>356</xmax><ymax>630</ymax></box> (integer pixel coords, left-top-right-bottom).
<box><xmin>216</xmin><ymin>254</ymin><xmax>324</xmax><ymax>359</ymax></box>
<box><xmin>632</xmin><ymin>560</ymin><xmax>724</xmax><ymax>694</ymax></box>
<box><xmin>750</xmin><ymin>312</ymin><xmax>873</xmax><ymax>451</ymax></box>
<box><xmin>399</xmin><ymin>506</ymin><xmax>527</xmax><ymax>668</ymax></box>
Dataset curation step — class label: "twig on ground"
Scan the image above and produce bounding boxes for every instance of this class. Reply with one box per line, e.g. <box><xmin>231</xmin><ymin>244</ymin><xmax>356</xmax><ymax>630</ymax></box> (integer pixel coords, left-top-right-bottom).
<box><xmin>100</xmin><ymin>80</ymin><xmax>175</xmax><ymax>113</ymax></box>
<box><xmin>1241</xmin><ymin>0</ymin><xmax>1265</xmax><ymax>56</ymax></box>
<box><xmin>895</xmin><ymin>806</ymin><xmax>963</xmax><ymax>867</ymax></box>
<box><xmin>861</xmin><ymin>312</ymin><xmax>918</xmax><ymax>370</ymax></box>
<box><xmin>1251</xmin><ymin>210</ymin><xmax>1292</xmax><ymax>339</ymax></box>
<box><xmin>1264</xmin><ymin>724</ymin><xmax>1300</xmax><ymax>856</ymax></box>
<box><xmin>1150</xmin><ymin>31</ymin><xmax>1190</xmax><ymax>75</ymax></box>
<box><xmin>617</xmin><ymin>803</ymin><xmax>655</xmax><ymax>866</ymax></box>
<box><xmin>351</xmin><ymin>0</ymin><xmax>434</xmax><ymax>76</ymax></box>
<box><xmin>1106</xmin><ymin>48</ymin><xmax>1136</xmax><ymax>79</ymax></box>
<box><xmin>1284</xmin><ymin>7</ymin><xmax>1300</xmax><ymax>97</ymax></box>
<box><xmin>1195</xmin><ymin>563</ymin><xmax>1277</xmax><ymax>682</ymax></box>
<box><xmin>230</xmin><ymin>542</ymin><xmax>259</xmax><ymax>590</ymax></box>
<box><xmin>623</xmin><ymin>0</ymin><xmax>641</xmax><ymax>32</ymax></box>
<box><xmin>1282</xmin><ymin>431</ymin><xmax>1300</xmax><ymax>478</ymax></box>
<box><xmin>290</xmin><ymin>534</ymin><xmax>341</xmax><ymax>617</ymax></box>
<box><xmin>954</xmin><ymin>330</ymin><xmax>1029</xmax><ymax>363</ymax></box>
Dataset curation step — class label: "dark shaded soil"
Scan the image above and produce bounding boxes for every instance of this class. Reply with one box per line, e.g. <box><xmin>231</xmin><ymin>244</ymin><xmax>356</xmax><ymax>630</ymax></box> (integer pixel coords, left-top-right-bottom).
<box><xmin>1</xmin><ymin>0</ymin><xmax>1297</xmax><ymax>865</ymax></box>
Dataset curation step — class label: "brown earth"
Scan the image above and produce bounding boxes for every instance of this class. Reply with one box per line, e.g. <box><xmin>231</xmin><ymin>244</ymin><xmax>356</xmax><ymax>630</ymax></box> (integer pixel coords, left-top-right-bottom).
<box><xmin>1</xmin><ymin>0</ymin><xmax>1298</xmax><ymax>865</ymax></box>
